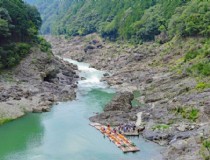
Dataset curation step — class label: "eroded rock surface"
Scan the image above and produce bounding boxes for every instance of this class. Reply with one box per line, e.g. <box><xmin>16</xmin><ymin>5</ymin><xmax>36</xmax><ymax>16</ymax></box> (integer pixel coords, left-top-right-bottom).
<box><xmin>90</xmin><ymin>92</ymin><xmax>140</xmax><ymax>126</ymax></box>
<box><xmin>0</xmin><ymin>47</ymin><xmax>78</xmax><ymax>123</ymax></box>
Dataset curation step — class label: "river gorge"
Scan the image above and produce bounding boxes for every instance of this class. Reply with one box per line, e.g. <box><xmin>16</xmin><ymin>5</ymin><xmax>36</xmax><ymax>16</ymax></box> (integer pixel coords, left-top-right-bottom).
<box><xmin>0</xmin><ymin>58</ymin><xmax>163</xmax><ymax>160</ymax></box>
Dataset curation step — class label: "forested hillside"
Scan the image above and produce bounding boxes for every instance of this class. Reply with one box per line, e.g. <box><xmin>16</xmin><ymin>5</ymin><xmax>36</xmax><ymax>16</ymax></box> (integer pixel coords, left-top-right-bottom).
<box><xmin>26</xmin><ymin>0</ymin><xmax>210</xmax><ymax>43</ymax></box>
<box><xmin>0</xmin><ymin>0</ymin><xmax>42</xmax><ymax>69</ymax></box>
<box><xmin>24</xmin><ymin>0</ymin><xmax>77</xmax><ymax>35</ymax></box>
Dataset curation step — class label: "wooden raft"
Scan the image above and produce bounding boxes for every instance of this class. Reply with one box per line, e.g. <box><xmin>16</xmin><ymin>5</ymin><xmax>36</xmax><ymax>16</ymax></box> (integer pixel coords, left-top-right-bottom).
<box><xmin>90</xmin><ymin>123</ymin><xmax>140</xmax><ymax>153</ymax></box>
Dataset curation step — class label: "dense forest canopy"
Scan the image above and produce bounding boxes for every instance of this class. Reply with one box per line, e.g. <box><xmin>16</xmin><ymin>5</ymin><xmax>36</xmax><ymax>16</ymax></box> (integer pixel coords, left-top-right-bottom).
<box><xmin>25</xmin><ymin>0</ymin><xmax>210</xmax><ymax>43</ymax></box>
<box><xmin>0</xmin><ymin>0</ymin><xmax>42</xmax><ymax>69</ymax></box>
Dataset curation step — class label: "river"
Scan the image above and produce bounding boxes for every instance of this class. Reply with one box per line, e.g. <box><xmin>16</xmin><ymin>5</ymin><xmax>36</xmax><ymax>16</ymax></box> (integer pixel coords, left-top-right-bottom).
<box><xmin>0</xmin><ymin>58</ymin><xmax>163</xmax><ymax>160</ymax></box>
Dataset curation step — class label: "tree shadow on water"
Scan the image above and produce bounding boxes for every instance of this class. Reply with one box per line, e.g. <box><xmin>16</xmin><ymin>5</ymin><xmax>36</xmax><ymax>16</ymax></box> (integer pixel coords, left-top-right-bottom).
<box><xmin>0</xmin><ymin>113</ymin><xmax>45</xmax><ymax>160</ymax></box>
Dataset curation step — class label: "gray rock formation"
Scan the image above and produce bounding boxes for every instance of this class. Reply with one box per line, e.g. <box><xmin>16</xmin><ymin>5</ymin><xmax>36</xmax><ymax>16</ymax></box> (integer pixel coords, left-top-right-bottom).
<box><xmin>104</xmin><ymin>92</ymin><xmax>134</xmax><ymax>112</ymax></box>
<box><xmin>0</xmin><ymin>47</ymin><xmax>78</xmax><ymax>124</ymax></box>
<box><xmin>90</xmin><ymin>92</ymin><xmax>138</xmax><ymax>125</ymax></box>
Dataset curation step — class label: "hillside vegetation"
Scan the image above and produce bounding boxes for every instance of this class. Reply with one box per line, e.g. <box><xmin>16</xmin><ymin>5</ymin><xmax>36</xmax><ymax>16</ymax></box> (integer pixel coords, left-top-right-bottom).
<box><xmin>26</xmin><ymin>0</ymin><xmax>210</xmax><ymax>43</ymax></box>
<box><xmin>0</xmin><ymin>0</ymin><xmax>45</xmax><ymax>69</ymax></box>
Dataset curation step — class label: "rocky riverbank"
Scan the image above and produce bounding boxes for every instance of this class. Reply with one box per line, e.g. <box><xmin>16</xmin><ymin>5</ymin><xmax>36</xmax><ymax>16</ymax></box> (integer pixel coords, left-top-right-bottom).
<box><xmin>46</xmin><ymin>34</ymin><xmax>210</xmax><ymax>160</ymax></box>
<box><xmin>0</xmin><ymin>46</ymin><xmax>78</xmax><ymax>125</ymax></box>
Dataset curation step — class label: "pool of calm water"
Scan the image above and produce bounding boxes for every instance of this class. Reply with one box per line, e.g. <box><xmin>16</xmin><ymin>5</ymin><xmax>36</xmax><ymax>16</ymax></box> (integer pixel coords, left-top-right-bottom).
<box><xmin>0</xmin><ymin>59</ymin><xmax>163</xmax><ymax>160</ymax></box>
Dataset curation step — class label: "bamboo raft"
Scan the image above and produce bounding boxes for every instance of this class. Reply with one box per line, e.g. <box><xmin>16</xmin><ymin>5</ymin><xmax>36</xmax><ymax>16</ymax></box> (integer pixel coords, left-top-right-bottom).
<box><xmin>90</xmin><ymin>123</ymin><xmax>140</xmax><ymax>153</ymax></box>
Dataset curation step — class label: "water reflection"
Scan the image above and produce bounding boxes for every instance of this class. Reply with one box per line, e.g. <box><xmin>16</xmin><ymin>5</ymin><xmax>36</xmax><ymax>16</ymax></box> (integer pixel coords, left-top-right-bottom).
<box><xmin>0</xmin><ymin>114</ymin><xmax>44</xmax><ymax>160</ymax></box>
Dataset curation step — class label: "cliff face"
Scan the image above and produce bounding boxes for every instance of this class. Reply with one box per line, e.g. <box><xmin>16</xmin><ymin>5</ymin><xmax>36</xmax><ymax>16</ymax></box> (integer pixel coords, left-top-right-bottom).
<box><xmin>0</xmin><ymin>46</ymin><xmax>78</xmax><ymax>125</ymax></box>
<box><xmin>46</xmin><ymin>34</ymin><xmax>210</xmax><ymax>160</ymax></box>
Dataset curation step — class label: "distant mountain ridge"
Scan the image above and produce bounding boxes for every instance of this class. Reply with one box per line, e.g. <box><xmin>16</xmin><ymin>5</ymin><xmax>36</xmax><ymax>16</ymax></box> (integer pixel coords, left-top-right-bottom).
<box><xmin>24</xmin><ymin>0</ymin><xmax>210</xmax><ymax>44</ymax></box>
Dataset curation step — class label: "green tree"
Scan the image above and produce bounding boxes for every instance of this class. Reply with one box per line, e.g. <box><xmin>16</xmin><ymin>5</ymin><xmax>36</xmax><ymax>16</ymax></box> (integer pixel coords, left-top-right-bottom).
<box><xmin>168</xmin><ymin>1</ymin><xmax>210</xmax><ymax>38</ymax></box>
<box><xmin>0</xmin><ymin>19</ymin><xmax>10</xmax><ymax>38</ymax></box>
<box><xmin>0</xmin><ymin>0</ymin><xmax>42</xmax><ymax>69</ymax></box>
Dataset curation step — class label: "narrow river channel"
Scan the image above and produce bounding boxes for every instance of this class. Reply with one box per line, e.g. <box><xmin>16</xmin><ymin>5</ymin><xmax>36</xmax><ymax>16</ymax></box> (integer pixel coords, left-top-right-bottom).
<box><xmin>0</xmin><ymin>58</ymin><xmax>163</xmax><ymax>160</ymax></box>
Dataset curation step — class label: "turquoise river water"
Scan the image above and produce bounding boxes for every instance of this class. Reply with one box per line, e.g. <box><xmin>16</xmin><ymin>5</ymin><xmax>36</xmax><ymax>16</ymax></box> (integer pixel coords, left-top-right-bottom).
<box><xmin>0</xmin><ymin>58</ymin><xmax>163</xmax><ymax>160</ymax></box>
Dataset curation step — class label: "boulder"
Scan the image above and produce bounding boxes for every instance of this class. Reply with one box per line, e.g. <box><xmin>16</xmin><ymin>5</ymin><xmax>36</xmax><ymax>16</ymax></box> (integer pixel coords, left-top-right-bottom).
<box><xmin>204</xmin><ymin>105</ymin><xmax>210</xmax><ymax>117</ymax></box>
<box><xmin>32</xmin><ymin>108</ymin><xmax>42</xmax><ymax>113</ymax></box>
<box><xmin>103</xmin><ymin>73</ymin><xmax>110</xmax><ymax>77</ymax></box>
<box><xmin>92</xmin><ymin>39</ymin><xmax>99</xmax><ymax>44</ymax></box>
<box><xmin>145</xmin><ymin>78</ymin><xmax>153</xmax><ymax>84</ymax></box>
<box><xmin>81</xmin><ymin>77</ymin><xmax>86</xmax><ymax>80</ymax></box>
<box><xmin>143</xmin><ymin>129</ymin><xmax>170</xmax><ymax>142</ymax></box>
<box><xmin>145</xmin><ymin>94</ymin><xmax>163</xmax><ymax>103</ymax></box>
<box><xmin>176</xmin><ymin>124</ymin><xmax>188</xmax><ymax>132</ymax></box>
<box><xmin>164</xmin><ymin>137</ymin><xmax>202</xmax><ymax>160</ymax></box>
<box><xmin>71</xmin><ymin>84</ymin><xmax>78</xmax><ymax>88</ymax></box>
<box><xmin>13</xmin><ymin>96</ymin><xmax>21</xmax><ymax>100</ymax></box>
<box><xmin>74</xmin><ymin>75</ymin><xmax>79</xmax><ymax>78</ymax></box>
<box><xmin>39</xmin><ymin>99</ymin><xmax>53</xmax><ymax>106</ymax></box>
<box><xmin>33</xmin><ymin>106</ymin><xmax>51</xmax><ymax>113</ymax></box>
<box><xmin>43</xmin><ymin>66</ymin><xmax>59</xmax><ymax>82</ymax></box>
<box><xmin>89</xmin><ymin>111</ymin><xmax>133</xmax><ymax>126</ymax></box>
<box><xmin>96</xmin><ymin>44</ymin><xmax>103</xmax><ymax>49</ymax></box>
<box><xmin>42</xmin><ymin>107</ymin><xmax>51</xmax><ymax>112</ymax></box>
<box><xmin>134</xmin><ymin>53</ymin><xmax>144</xmax><ymax>61</ymax></box>
<box><xmin>104</xmin><ymin>92</ymin><xmax>134</xmax><ymax>112</ymax></box>
<box><xmin>171</xmin><ymin>140</ymin><xmax>187</xmax><ymax>151</ymax></box>
<box><xmin>84</xmin><ymin>45</ymin><xmax>95</xmax><ymax>53</ymax></box>
<box><xmin>116</xmin><ymin>81</ymin><xmax>123</xmax><ymax>85</ymax></box>
<box><xmin>62</xmin><ymin>70</ymin><xmax>73</xmax><ymax>77</ymax></box>
<box><xmin>76</xmin><ymin>57</ymin><xmax>84</xmax><ymax>62</ymax></box>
